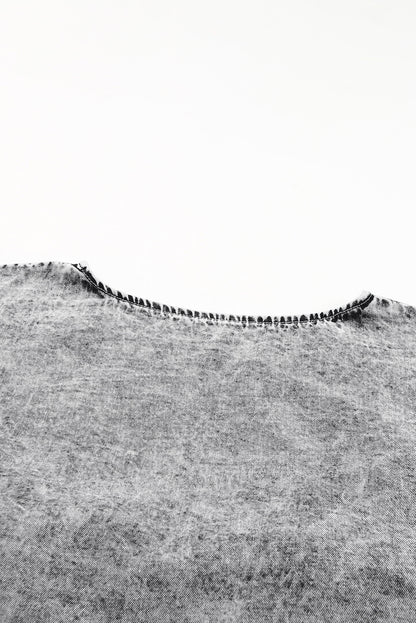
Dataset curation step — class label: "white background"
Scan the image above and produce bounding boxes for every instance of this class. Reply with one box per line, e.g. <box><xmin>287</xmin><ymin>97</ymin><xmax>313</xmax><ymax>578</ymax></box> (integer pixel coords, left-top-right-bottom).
<box><xmin>1</xmin><ymin>1</ymin><xmax>415</xmax><ymax>316</ymax></box>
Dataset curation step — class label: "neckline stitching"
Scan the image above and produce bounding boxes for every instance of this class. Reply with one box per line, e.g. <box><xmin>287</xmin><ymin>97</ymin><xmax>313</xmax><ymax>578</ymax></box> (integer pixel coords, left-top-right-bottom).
<box><xmin>71</xmin><ymin>262</ymin><xmax>375</xmax><ymax>328</ymax></box>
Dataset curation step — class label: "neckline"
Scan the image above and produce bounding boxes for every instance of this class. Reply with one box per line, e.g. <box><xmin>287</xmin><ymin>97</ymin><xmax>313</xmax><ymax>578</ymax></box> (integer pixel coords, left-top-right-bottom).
<box><xmin>71</xmin><ymin>262</ymin><xmax>375</xmax><ymax>329</ymax></box>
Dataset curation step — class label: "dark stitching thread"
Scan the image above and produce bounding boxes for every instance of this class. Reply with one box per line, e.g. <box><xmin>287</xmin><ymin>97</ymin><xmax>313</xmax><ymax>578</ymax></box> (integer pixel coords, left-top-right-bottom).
<box><xmin>71</xmin><ymin>262</ymin><xmax>375</xmax><ymax>329</ymax></box>
<box><xmin>1</xmin><ymin>262</ymin><xmax>54</xmax><ymax>268</ymax></box>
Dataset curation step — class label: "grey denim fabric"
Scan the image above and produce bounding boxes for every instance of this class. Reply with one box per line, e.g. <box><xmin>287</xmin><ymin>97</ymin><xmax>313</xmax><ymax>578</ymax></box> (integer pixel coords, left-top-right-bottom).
<box><xmin>1</xmin><ymin>261</ymin><xmax>416</xmax><ymax>623</ymax></box>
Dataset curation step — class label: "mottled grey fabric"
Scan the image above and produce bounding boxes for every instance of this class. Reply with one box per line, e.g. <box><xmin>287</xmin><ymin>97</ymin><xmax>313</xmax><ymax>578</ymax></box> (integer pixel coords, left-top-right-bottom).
<box><xmin>1</xmin><ymin>261</ymin><xmax>416</xmax><ymax>622</ymax></box>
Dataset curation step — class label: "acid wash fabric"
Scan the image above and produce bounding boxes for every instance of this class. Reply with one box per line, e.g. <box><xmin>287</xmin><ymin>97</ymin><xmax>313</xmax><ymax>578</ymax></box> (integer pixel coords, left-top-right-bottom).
<box><xmin>0</xmin><ymin>261</ymin><xmax>415</xmax><ymax>623</ymax></box>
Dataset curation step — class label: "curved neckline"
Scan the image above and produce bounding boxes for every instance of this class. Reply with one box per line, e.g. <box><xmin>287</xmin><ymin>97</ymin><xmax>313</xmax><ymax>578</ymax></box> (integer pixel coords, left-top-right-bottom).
<box><xmin>71</xmin><ymin>262</ymin><xmax>375</xmax><ymax>329</ymax></box>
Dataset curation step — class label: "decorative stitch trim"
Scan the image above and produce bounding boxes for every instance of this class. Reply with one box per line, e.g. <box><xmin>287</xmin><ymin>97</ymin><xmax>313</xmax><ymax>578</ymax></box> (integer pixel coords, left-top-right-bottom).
<box><xmin>70</xmin><ymin>262</ymin><xmax>375</xmax><ymax>329</ymax></box>
<box><xmin>1</xmin><ymin>262</ymin><xmax>55</xmax><ymax>268</ymax></box>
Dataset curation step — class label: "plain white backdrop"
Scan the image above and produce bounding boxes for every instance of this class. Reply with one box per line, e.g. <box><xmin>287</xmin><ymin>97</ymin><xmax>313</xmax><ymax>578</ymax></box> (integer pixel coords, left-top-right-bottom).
<box><xmin>1</xmin><ymin>1</ymin><xmax>415</xmax><ymax>316</ymax></box>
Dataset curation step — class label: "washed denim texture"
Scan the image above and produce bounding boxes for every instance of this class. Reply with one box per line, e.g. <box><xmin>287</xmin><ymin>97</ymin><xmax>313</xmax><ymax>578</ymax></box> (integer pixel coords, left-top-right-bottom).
<box><xmin>1</xmin><ymin>262</ymin><xmax>415</xmax><ymax>622</ymax></box>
